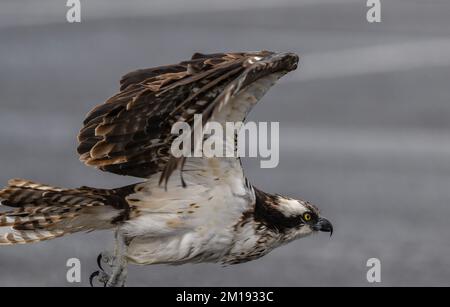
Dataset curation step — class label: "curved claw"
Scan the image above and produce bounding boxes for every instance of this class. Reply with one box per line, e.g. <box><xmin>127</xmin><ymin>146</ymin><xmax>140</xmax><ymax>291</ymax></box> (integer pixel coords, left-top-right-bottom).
<box><xmin>96</xmin><ymin>253</ymin><xmax>104</xmax><ymax>272</ymax></box>
<box><xmin>89</xmin><ymin>270</ymin><xmax>107</xmax><ymax>287</ymax></box>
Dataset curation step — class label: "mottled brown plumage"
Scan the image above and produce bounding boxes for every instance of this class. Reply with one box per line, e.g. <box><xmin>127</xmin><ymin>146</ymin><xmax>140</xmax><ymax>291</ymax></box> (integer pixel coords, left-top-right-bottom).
<box><xmin>77</xmin><ymin>51</ymin><xmax>298</xmax><ymax>185</ymax></box>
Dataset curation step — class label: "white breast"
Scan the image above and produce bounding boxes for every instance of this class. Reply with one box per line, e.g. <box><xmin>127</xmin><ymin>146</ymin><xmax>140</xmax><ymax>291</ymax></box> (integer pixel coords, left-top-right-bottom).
<box><xmin>122</xmin><ymin>158</ymin><xmax>255</xmax><ymax>265</ymax></box>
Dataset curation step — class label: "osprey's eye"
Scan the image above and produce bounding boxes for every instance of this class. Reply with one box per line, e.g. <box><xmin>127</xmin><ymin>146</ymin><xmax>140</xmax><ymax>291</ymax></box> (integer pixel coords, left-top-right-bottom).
<box><xmin>303</xmin><ymin>213</ymin><xmax>312</xmax><ymax>222</ymax></box>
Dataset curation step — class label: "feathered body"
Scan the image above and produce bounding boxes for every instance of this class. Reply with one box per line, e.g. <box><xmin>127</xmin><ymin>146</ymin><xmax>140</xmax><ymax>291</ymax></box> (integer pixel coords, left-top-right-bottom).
<box><xmin>0</xmin><ymin>51</ymin><xmax>332</xmax><ymax>276</ymax></box>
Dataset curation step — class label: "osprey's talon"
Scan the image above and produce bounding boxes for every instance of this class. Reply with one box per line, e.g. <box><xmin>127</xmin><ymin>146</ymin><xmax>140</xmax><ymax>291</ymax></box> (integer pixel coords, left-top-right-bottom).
<box><xmin>89</xmin><ymin>270</ymin><xmax>109</xmax><ymax>287</ymax></box>
<box><xmin>97</xmin><ymin>251</ymin><xmax>116</xmax><ymax>272</ymax></box>
<box><xmin>96</xmin><ymin>253</ymin><xmax>104</xmax><ymax>272</ymax></box>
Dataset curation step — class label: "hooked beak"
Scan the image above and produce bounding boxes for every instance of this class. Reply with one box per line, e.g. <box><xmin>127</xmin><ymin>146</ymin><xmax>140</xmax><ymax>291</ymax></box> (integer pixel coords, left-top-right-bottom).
<box><xmin>315</xmin><ymin>217</ymin><xmax>333</xmax><ymax>237</ymax></box>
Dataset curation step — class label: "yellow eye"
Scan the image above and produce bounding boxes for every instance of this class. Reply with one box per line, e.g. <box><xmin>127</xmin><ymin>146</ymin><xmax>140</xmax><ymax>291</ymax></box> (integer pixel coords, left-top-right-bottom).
<box><xmin>303</xmin><ymin>213</ymin><xmax>312</xmax><ymax>221</ymax></box>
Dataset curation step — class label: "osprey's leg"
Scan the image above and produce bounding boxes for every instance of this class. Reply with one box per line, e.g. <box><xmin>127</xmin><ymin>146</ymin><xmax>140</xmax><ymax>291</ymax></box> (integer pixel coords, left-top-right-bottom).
<box><xmin>105</xmin><ymin>229</ymin><xmax>128</xmax><ymax>287</ymax></box>
<box><xmin>90</xmin><ymin>228</ymin><xmax>129</xmax><ymax>287</ymax></box>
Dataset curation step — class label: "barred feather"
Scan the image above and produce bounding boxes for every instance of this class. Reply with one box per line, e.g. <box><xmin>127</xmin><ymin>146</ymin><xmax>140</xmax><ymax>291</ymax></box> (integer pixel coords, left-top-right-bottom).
<box><xmin>0</xmin><ymin>230</ymin><xmax>68</xmax><ymax>245</ymax></box>
<box><xmin>0</xmin><ymin>179</ymin><xmax>135</xmax><ymax>245</ymax></box>
<box><xmin>77</xmin><ymin>51</ymin><xmax>299</xmax><ymax>183</ymax></box>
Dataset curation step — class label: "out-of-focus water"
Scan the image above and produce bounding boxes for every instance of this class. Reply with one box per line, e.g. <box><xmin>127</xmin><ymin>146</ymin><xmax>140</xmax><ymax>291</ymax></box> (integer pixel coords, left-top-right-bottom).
<box><xmin>0</xmin><ymin>0</ymin><xmax>449</xmax><ymax>286</ymax></box>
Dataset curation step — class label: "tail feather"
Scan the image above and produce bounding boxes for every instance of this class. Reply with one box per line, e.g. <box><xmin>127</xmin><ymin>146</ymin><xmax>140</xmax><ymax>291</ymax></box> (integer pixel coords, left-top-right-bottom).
<box><xmin>0</xmin><ymin>179</ymin><xmax>134</xmax><ymax>245</ymax></box>
<box><xmin>0</xmin><ymin>229</ymin><xmax>68</xmax><ymax>245</ymax></box>
<box><xmin>0</xmin><ymin>179</ymin><xmax>63</xmax><ymax>207</ymax></box>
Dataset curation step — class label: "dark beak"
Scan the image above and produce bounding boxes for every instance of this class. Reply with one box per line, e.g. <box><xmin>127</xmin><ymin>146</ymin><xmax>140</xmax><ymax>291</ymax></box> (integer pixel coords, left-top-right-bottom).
<box><xmin>316</xmin><ymin>217</ymin><xmax>333</xmax><ymax>236</ymax></box>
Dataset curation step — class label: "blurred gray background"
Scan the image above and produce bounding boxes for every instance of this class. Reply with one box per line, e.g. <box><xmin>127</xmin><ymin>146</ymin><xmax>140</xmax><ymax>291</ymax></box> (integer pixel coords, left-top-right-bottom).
<box><xmin>1</xmin><ymin>0</ymin><xmax>449</xmax><ymax>286</ymax></box>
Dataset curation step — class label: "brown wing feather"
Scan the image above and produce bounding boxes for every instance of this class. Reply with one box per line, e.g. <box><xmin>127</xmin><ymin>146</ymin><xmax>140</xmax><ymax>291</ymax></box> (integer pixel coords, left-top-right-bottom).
<box><xmin>78</xmin><ymin>52</ymin><xmax>249</xmax><ymax>178</ymax></box>
<box><xmin>77</xmin><ymin>51</ymin><xmax>299</xmax><ymax>182</ymax></box>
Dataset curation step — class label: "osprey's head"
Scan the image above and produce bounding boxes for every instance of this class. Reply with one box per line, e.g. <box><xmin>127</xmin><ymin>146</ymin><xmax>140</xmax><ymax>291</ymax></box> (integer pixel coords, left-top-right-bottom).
<box><xmin>254</xmin><ymin>189</ymin><xmax>333</xmax><ymax>242</ymax></box>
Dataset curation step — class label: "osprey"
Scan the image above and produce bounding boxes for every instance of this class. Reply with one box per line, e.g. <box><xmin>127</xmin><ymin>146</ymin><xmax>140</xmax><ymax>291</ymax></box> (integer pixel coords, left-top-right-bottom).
<box><xmin>0</xmin><ymin>51</ymin><xmax>333</xmax><ymax>287</ymax></box>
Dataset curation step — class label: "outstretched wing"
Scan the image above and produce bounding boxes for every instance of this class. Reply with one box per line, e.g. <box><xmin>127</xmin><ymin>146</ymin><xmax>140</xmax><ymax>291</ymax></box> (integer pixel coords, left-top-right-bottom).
<box><xmin>77</xmin><ymin>51</ymin><xmax>299</xmax><ymax>182</ymax></box>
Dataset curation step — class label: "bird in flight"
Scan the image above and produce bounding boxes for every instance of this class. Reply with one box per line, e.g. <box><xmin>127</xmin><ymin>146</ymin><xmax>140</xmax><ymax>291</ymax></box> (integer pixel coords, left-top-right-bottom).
<box><xmin>0</xmin><ymin>51</ymin><xmax>333</xmax><ymax>287</ymax></box>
